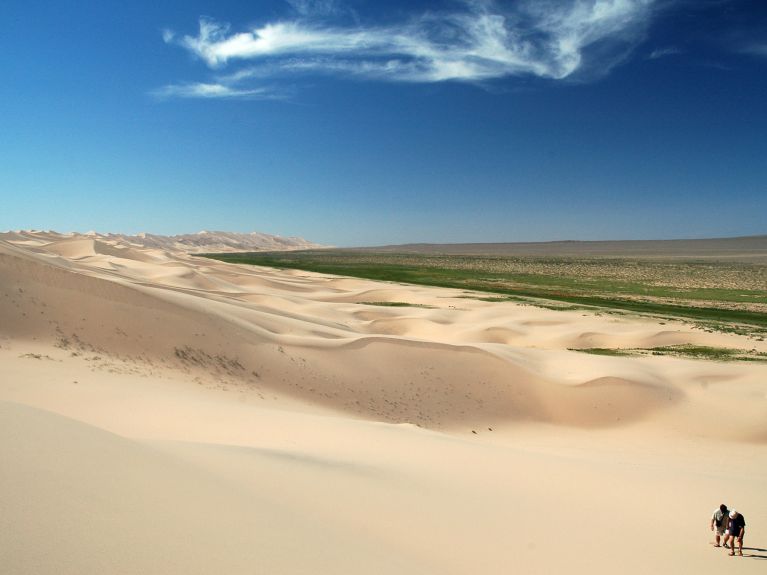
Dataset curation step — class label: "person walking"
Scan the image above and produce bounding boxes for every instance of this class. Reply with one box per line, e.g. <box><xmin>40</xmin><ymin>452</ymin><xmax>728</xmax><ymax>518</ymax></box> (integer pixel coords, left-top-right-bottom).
<box><xmin>724</xmin><ymin>510</ymin><xmax>746</xmax><ymax>556</ymax></box>
<box><xmin>710</xmin><ymin>504</ymin><xmax>729</xmax><ymax>547</ymax></box>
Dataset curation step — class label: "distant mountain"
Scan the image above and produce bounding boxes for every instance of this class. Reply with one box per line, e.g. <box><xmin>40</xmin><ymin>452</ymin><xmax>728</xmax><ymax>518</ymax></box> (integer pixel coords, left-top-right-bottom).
<box><xmin>109</xmin><ymin>230</ymin><xmax>325</xmax><ymax>253</ymax></box>
<box><xmin>348</xmin><ymin>235</ymin><xmax>767</xmax><ymax>261</ymax></box>
<box><xmin>1</xmin><ymin>230</ymin><xmax>325</xmax><ymax>253</ymax></box>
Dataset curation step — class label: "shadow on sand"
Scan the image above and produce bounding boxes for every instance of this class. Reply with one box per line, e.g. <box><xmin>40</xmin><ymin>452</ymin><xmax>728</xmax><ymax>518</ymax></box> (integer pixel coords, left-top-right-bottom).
<box><xmin>740</xmin><ymin>546</ymin><xmax>767</xmax><ymax>559</ymax></box>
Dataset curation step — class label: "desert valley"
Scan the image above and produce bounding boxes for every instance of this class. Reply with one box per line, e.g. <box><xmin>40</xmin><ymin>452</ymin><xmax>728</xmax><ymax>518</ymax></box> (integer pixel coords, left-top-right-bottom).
<box><xmin>1</xmin><ymin>230</ymin><xmax>765</xmax><ymax>574</ymax></box>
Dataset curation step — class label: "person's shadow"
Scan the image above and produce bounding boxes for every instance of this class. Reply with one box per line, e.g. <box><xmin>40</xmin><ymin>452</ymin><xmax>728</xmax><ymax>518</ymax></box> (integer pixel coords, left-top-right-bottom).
<box><xmin>742</xmin><ymin>546</ymin><xmax>767</xmax><ymax>559</ymax></box>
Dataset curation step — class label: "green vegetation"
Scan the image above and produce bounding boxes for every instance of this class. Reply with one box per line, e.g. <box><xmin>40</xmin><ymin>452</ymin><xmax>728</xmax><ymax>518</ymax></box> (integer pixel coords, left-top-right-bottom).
<box><xmin>571</xmin><ymin>345</ymin><xmax>767</xmax><ymax>362</ymax></box>
<box><xmin>358</xmin><ymin>301</ymin><xmax>434</xmax><ymax>308</ymax></box>
<box><xmin>570</xmin><ymin>348</ymin><xmax>634</xmax><ymax>357</ymax></box>
<box><xmin>200</xmin><ymin>250</ymin><xmax>767</xmax><ymax>335</ymax></box>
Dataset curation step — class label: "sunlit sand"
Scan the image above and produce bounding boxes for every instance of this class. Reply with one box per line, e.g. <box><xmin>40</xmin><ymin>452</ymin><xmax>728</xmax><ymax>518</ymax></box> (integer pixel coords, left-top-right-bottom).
<box><xmin>2</xmin><ymin>230</ymin><xmax>765</xmax><ymax>574</ymax></box>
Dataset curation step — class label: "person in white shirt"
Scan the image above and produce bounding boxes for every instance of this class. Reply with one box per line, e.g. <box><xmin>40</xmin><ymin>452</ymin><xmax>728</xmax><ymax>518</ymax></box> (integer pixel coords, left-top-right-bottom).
<box><xmin>710</xmin><ymin>504</ymin><xmax>729</xmax><ymax>547</ymax></box>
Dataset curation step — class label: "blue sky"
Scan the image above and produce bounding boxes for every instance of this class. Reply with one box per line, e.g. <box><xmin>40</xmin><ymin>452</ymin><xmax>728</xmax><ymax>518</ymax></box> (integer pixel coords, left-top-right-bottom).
<box><xmin>1</xmin><ymin>0</ymin><xmax>765</xmax><ymax>246</ymax></box>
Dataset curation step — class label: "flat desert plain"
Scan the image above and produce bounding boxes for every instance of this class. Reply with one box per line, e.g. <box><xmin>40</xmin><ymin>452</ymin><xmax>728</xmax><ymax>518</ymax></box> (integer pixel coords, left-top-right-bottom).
<box><xmin>1</xmin><ymin>231</ymin><xmax>766</xmax><ymax>574</ymax></box>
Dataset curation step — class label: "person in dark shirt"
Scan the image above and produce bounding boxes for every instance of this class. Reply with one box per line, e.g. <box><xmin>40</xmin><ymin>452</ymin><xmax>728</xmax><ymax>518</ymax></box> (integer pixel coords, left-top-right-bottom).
<box><xmin>724</xmin><ymin>510</ymin><xmax>746</xmax><ymax>556</ymax></box>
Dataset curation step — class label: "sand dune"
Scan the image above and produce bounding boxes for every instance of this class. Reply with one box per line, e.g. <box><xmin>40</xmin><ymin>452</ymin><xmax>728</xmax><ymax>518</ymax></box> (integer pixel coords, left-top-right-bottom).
<box><xmin>1</xmin><ymin>231</ymin><xmax>766</xmax><ymax>574</ymax></box>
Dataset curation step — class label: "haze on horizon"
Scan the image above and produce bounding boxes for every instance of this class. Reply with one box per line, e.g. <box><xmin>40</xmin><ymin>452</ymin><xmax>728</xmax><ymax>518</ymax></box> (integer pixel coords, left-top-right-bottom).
<box><xmin>1</xmin><ymin>0</ymin><xmax>765</xmax><ymax>246</ymax></box>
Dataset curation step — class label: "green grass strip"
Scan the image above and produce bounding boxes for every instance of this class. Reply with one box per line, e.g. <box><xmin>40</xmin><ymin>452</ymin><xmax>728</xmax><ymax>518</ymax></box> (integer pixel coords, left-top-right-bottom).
<box><xmin>571</xmin><ymin>345</ymin><xmax>767</xmax><ymax>362</ymax></box>
<box><xmin>200</xmin><ymin>252</ymin><xmax>767</xmax><ymax>331</ymax></box>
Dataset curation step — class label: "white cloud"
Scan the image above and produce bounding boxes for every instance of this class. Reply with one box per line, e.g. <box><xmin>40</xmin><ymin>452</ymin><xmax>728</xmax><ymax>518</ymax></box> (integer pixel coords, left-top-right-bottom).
<box><xmin>151</xmin><ymin>82</ymin><xmax>273</xmax><ymax>99</ymax></box>
<box><xmin>526</xmin><ymin>0</ymin><xmax>655</xmax><ymax>77</ymax></box>
<box><xmin>178</xmin><ymin>19</ymin><xmax>382</xmax><ymax>69</ymax></box>
<box><xmin>743</xmin><ymin>43</ymin><xmax>767</xmax><ymax>57</ymax></box>
<box><xmin>157</xmin><ymin>1</ymin><xmax>658</xmax><ymax>98</ymax></box>
<box><xmin>649</xmin><ymin>46</ymin><xmax>681</xmax><ymax>59</ymax></box>
<box><xmin>285</xmin><ymin>0</ymin><xmax>342</xmax><ymax>17</ymax></box>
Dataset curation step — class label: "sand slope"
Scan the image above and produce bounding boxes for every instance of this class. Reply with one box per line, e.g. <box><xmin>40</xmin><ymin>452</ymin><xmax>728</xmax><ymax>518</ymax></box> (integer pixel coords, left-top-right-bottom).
<box><xmin>1</xmin><ymin>231</ymin><xmax>766</xmax><ymax>574</ymax></box>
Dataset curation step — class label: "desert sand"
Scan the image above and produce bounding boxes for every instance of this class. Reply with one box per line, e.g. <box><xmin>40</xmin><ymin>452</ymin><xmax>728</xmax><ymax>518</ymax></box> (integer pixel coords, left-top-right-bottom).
<box><xmin>1</xmin><ymin>230</ymin><xmax>766</xmax><ymax>574</ymax></box>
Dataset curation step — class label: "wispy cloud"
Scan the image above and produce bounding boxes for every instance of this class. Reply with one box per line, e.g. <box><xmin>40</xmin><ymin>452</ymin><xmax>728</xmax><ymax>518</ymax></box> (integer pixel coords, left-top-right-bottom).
<box><xmin>157</xmin><ymin>0</ymin><xmax>658</xmax><ymax>99</ymax></box>
<box><xmin>649</xmin><ymin>46</ymin><xmax>682</xmax><ymax>59</ymax></box>
<box><xmin>741</xmin><ymin>43</ymin><xmax>767</xmax><ymax>57</ymax></box>
<box><xmin>285</xmin><ymin>0</ymin><xmax>343</xmax><ymax>17</ymax></box>
<box><xmin>151</xmin><ymin>82</ymin><xmax>275</xmax><ymax>100</ymax></box>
